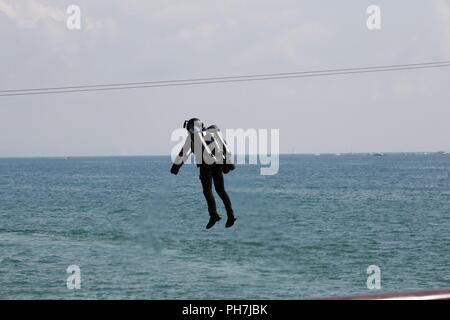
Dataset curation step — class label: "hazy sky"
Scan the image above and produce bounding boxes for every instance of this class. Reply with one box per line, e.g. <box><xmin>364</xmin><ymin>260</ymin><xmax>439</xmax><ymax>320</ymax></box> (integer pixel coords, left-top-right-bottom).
<box><xmin>0</xmin><ymin>0</ymin><xmax>449</xmax><ymax>156</ymax></box>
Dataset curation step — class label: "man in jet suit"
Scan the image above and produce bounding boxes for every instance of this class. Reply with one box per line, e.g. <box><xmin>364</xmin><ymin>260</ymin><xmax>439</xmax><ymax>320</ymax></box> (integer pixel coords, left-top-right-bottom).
<box><xmin>170</xmin><ymin>118</ymin><xmax>236</xmax><ymax>229</ymax></box>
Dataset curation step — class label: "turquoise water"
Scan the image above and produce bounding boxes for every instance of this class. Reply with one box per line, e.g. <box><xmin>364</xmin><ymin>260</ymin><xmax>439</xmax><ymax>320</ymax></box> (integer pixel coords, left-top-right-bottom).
<box><xmin>0</xmin><ymin>154</ymin><xmax>449</xmax><ymax>299</ymax></box>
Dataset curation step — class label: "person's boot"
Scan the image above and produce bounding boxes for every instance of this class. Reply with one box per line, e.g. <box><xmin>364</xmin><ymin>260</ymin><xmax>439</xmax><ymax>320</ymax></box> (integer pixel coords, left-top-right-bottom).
<box><xmin>206</xmin><ymin>213</ymin><xmax>221</xmax><ymax>229</ymax></box>
<box><xmin>225</xmin><ymin>214</ymin><xmax>236</xmax><ymax>228</ymax></box>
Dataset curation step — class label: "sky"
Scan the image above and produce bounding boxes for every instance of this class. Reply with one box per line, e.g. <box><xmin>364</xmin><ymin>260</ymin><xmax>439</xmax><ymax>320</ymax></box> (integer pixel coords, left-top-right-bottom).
<box><xmin>0</xmin><ymin>0</ymin><xmax>449</xmax><ymax>157</ymax></box>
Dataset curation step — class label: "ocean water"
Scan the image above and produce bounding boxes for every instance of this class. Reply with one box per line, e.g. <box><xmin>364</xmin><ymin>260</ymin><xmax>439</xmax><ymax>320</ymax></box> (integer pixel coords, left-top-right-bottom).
<box><xmin>0</xmin><ymin>154</ymin><xmax>449</xmax><ymax>299</ymax></box>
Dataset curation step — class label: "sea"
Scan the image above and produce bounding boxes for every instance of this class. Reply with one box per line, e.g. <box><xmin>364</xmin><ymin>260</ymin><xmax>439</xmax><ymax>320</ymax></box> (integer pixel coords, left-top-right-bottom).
<box><xmin>0</xmin><ymin>154</ymin><xmax>449</xmax><ymax>299</ymax></box>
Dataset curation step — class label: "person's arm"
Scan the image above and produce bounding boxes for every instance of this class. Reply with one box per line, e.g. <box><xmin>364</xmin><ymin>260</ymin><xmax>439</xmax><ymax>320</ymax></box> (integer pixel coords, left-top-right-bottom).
<box><xmin>170</xmin><ymin>136</ymin><xmax>191</xmax><ymax>175</ymax></box>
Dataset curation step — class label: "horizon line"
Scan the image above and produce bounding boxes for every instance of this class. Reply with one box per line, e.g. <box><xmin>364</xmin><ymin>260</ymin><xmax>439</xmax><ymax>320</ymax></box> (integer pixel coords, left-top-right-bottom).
<box><xmin>0</xmin><ymin>150</ymin><xmax>448</xmax><ymax>159</ymax></box>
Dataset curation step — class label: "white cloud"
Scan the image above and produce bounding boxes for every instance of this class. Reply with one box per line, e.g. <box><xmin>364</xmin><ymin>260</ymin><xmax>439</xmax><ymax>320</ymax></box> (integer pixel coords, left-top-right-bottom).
<box><xmin>0</xmin><ymin>0</ymin><xmax>116</xmax><ymax>53</ymax></box>
<box><xmin>0</xmin><ymin>0</ymin><xmax>16</xmax><ymax>19</ymax></box>
<box><xmin>0</xmin><ymin>0</ymin><xmax>66</xmax><ymax>28</ymax></box>
<box><xmin>0</xmin><ymin>0</ymin><xmax>107</xmax><ymax>31</ymax></box>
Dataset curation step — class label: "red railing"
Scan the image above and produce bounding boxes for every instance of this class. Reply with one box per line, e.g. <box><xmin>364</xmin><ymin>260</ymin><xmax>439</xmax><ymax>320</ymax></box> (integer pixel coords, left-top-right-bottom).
<box><xmin>325</xmin><ymin>289</ymin><xmax>450</xmax><ymax>300</ymax></box>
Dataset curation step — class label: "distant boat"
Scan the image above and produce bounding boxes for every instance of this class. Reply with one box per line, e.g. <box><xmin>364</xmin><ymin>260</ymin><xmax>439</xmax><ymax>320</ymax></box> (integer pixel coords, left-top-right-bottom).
<box><xmin>435</xmin><ymin>151</ymin><xmax>446</xmax><ymax>155</ymax></box>
<box><xmin>372</xmin><ymin>153</ymin><xmax>385</xmax><ymax>157</ymax></box>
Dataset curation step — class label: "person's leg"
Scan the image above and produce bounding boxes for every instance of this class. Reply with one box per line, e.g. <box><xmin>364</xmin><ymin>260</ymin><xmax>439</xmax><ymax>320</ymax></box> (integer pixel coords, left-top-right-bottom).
<box><xmin>199</xmin><ymin>165</ymin><xmax>217</xmax><ymax>216</ymax></box>
<box><xmin>200</xmin><ymin>165</ymin><xmax>221</xmax><ymax>229</ymax></box>
<box><xmin>211</xmin><ymin>165</ymin><xmax>234</xmax><ymax>215</ymax></box>
<box><xmin>211</xmin><ymin>165</ymin><xmax>236</xmax><ymax>227</ymax></box>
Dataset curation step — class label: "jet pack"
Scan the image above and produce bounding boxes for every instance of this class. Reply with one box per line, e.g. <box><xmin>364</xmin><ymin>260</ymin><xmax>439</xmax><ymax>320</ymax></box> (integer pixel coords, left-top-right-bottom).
<box><xmin>170</xmin><ymin>118</ymin><xmax>235</xmax><ymax>175</ymax></box>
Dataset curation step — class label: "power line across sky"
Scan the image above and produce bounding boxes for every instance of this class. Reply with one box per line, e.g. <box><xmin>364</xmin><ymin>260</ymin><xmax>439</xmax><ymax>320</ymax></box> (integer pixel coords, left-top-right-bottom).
<box><xmin>1</xmin><ymin>60</ymin><xmax>450</xmax><ymax>97</ymax></box>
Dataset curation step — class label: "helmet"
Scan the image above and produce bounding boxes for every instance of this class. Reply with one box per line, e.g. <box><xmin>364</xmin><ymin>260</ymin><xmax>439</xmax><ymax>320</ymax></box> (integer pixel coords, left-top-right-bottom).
<box><xmin>183</xmin><ymin>118</ymin><xmax>204</xmax><ymax>134</ymax></box>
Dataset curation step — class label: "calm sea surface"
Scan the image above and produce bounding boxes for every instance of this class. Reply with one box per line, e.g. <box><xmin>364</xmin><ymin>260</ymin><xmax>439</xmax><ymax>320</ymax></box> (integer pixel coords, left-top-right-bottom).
<box><xmin>0</xmin><ymin>154</ymin><xmax>449</xmax><ymax>299</ymax></box>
